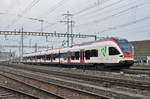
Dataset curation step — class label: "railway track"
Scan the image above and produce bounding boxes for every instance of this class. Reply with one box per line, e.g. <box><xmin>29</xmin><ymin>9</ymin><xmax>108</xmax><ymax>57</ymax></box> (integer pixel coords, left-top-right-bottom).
<box><xmin>0</xmin><ymin>87</ymin><xmax>24</xmax><ymax>99</ymax></box>
<box><xmin>0</xmin><ymin>64</ymin><xmax>110</xmax><ymax>99</ymax></box>
<box><xmin>4</xmin><ymin>63</ymin><xmax>150</xmax><ymax>91</ymax></box>
<box><xmin>0</xmin><ymin>85</ymin><xmax>39</xmax><ymax>99</ymax></box>
<box><xmin>0</xmin><ymin>63</ymin><xmax>150</xmax><ymax>98</ymax></box>
<box><xmin>122</xmin><ymin>68</ymin><xmax>150</xmax><ymax>75</ymax></box>
<box><xmin>0</xmin><ymin>72</ymin><xmax>65</xmax><ymax>99</ymax></box>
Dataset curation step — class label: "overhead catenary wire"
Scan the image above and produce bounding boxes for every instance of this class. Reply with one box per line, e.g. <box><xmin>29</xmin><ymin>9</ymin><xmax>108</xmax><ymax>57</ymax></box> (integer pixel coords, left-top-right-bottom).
<box><xmin>73</xmin><ymin>0</ymin><xmax>112</xmax><ymax>16</ymax></box>
<box><xmin>94</xmin><ymin>0</ymin><xmax>150</xmax><ymax>24</ymax></box>
<box><xmin>78</xmin><ymin>0</ymin><xmax>137</xmax><ymax>21</ymax></box>
<box><xmin>76</xmin><ymin>0</ymin><xmax>150</xmax><ymax>27</ymax></box>
<box><xmin>6</xmin><ymin>0</ymin><xmax>41</xmax><ymax>29</ymax></box>
<box><xmin>26</xmin><ymin>0</ymin><xmax>68</xmax><ymax>31</ymax></box>
<box><xmin>97</xmin><ymin>15</ymin><xmax>150</xmax><ymax>34</ymax></box>
<box><xmin>74</xmin><ymin>0</ymin><xmax>126</xmax><ymax>20</ymax></box>
<box><xmin>74</xmin><ymin>0</ymin><xmax>128</xmax><ymax>26</ymax></box>
<box><xmin>0</xmin><ymin>11</ymin><xmax>55</xmax><ymax>31</ymax></box>
<box><xmin>39</xmin><ymin>0</ymin><xmax>68</xmax><ymax>18</ymax></box>
<box><xmin>97</xmin><ymin>22</ymin><xmax>150</xmax><ymax>36</ymax></box>
<box><xmin>2</xmin><ymin>1</ymin><xmax>149</xmax><ymax>37</ymax></box>
<box><xmin>37</xmin><ymin>22</ymin><xmax>58</xmax><ymax>31</ymax></box>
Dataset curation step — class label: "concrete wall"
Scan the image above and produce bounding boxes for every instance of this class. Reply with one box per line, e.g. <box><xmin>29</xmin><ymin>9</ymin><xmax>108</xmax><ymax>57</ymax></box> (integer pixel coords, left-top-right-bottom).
<box><xmin>131</xmin><ymin>40</ymin><xmax>150</xmax><ymax>56</ymax></box>
<box><xmin>131</xmin><ymin>40</ymin><xmax>150</xmax><ymax>65</ymax></box>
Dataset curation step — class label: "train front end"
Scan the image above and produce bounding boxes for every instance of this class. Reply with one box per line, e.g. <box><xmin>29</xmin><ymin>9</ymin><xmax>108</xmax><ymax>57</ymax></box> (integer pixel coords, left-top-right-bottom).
<box><xmin>115</xmin><ymin>39</ymin><xmax>134</xmax><ymax>67</ymax></box>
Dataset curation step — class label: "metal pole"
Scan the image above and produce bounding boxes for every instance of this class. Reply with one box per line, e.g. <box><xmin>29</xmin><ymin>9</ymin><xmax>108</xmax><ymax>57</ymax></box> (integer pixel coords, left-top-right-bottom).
<box><xmin>60</xmin><ymin>11</ymin><xmax>73</xmax><ymax>46</ymax></box>
<box><xmin>9</xmin><ymin>49</ymin><xmax>11</xmax><ymax>63</ymax></box>
<box><xmin>95</xmin><ymin>35</ymin><xmax>97</xmax><ymax>41</ymax></box>
<box><xmin>21</xmin><ymin>28</ymin><xmax>24</xmax><ymax>62</ymax></box>
<box><xmin>29</xmin><ymin>39</ymin><xmax>31</xmax><ymax>48</ymax></box>
<box><xmin>19</xmin><ymin>42</ymin><xmax>21</xmax><ymax>62</ymax></box>
<box><xmin>71</xmin><ymin>16</ymin><xmax>73</xmax><ymax>46</ymax></box>
<box><xmin>67</xmin><ymin>11</ymin><xmax>70</xmax><ymax>46</ymax></box>
<box><xmin>35</xmin><ymin>43</ymin><xmax>37</xmax><ymax>52</ymax></box>
<box><xmin>40</xmin><ymin>20</ymin><xmax>44</xmax><ymax>33</ymax></box>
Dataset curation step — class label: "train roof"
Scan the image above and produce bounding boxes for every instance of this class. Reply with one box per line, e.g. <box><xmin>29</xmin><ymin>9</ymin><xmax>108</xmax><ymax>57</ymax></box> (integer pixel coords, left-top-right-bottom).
<box><xmin>76</xmin><ymin>37</ymin><xmax>127</xmax><ymax>46</ymax></box>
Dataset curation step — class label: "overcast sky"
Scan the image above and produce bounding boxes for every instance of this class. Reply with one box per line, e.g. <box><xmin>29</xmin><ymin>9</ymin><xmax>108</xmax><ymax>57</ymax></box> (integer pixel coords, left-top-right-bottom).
<box><xmin>0</xmin><ymin>0</ymin><xmax>150</xmax><ymax>55</ymax></box>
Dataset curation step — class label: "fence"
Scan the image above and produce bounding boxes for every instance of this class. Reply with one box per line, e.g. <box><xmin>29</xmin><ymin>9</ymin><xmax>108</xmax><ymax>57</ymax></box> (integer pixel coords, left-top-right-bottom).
<box><xmin>134</xmin><ymin>56</ymin><xmax>150</xmax><ymax>65</ymax></box>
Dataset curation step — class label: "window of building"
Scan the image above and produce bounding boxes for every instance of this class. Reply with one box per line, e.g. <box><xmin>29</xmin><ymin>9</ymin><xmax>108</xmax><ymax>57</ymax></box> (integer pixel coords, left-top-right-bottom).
<box><xmin>109</xmin><ymin>47</ymin><xmax>120</xmax><ymax>55</ymax></box>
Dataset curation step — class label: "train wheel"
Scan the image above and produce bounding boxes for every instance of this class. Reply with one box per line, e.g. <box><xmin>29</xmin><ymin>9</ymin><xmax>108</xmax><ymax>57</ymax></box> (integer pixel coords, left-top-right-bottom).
<box><xmin>94</xmin><ymin>64</ymin><xmax>105</xmax><ymax>70</ymax></box>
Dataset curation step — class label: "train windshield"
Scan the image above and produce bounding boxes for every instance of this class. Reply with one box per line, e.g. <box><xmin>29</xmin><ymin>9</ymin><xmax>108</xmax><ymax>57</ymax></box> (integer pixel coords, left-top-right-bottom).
<box><xmin>116</xmin><ymin>40</ymin><xmax>132</xmax><ymax>53</ymax></box>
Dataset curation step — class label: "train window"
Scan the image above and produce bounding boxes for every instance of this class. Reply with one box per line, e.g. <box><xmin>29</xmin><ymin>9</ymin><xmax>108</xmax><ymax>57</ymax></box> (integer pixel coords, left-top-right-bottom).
<box><xmin>64</xmin><ymin>54</ymin><xmax>67</xmax><ymax>60</ymax></box>
<box><xmin>42</xmin><ymin>55</ymin><xmax>45</xmax><ymax>60</ymax></box>
<box><xmin>85</xmin><ymin>50</ymin><xmax>90</xmax><ymax>60</ymax></box>
<box><xmin>34</xmin><ymin>56</ymin><xmax>37</xmax><ymax>60</ymax></box>
<box><xmin>60</xmin><ymin>53</ymin><xmax>67</xmax><ymax>59</ymax></box>
<box><xmin>61</xmin><ymin>53</ymin><xmax>67</xmax><ymax>60</ymax></box>
<box><xmin>67</xmin><ymin>51</ymin><xmax>71</xmax><ymax>57</ymax></box>
<box><xmin>46</xmin><ymin>55</ymin><xmax>51</xmax><ymax>60</ymax></box>
<box><xmin>91</xmin><ymin>49</ymin><xmax>98</xmax><ymax>57</ymax></box>
<box><xmin>75</xmin><ymin>51</ymin><xmax>79</xmax><ymax>60</ymax></box>
<box><xmin>37</xmin><ymin>55</ymin><xmax>40</xmax><ymax>59</ymax></box>
<box><xmin>60</xmin><ymin>53</ymin><xmax>64</xmax><ymax>58</ymax></box>
<box><xmin>39</xmin><ymin>56</ymin><xmax>42</xmax><ymax>59</ymax></box>
<box><xmin>39</xmin><ymin>55</ymin><xmax>42</xmax><ymax>59</ymax></box>
<box><xmin>41</xmin><ymin>55</ymin><xmax>44</xmax><ymax>59</ymax></box>
<box><xmin>109</xmin><ymin>47</ymin><xmax>120</xmax><ymax>55</ymax></box>
<box><xmin>32</xmin><ymin>56</ymin><xmax>34</xmax><ymax>60</ymax></box>
<box><xmin>49</xmin><ymin>55</ymin><xmax>51</xmax><ymax>60</ymax></box>
<box><xmin>53</xmin><ymin>54</ymin><xmax>56</xmax><ymax>60</ymax></box>
<box><xmin>55</xmin><ymin>53</ymin><xmax>59</xmax><ymax>58</ymax></box>
<box><xmin>71</xmin><ymin>52</ymin><xmax>75</xmax><ymax>60</ymax></box>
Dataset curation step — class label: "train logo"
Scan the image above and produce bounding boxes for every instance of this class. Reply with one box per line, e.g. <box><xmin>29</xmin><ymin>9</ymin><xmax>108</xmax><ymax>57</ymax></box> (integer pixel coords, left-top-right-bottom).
<box><xmin>101</xmin><ymin>46</ymin><xmax>107</xmax><ymax>57</ymax></box>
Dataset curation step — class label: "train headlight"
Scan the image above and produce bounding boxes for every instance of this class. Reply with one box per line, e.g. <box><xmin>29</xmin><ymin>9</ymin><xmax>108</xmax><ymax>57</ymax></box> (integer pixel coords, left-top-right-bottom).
<box><xmin>119</xmin><ymin>55</ymin><xmax>124</xmax><ymax>57</ymax></box>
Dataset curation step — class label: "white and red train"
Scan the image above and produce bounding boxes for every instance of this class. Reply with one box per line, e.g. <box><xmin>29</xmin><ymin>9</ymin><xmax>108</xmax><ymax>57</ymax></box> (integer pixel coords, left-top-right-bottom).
<box><xmin>23</xmin><ymin>37</ymin><xmax>134</xmax><ymax>69</ymax></box>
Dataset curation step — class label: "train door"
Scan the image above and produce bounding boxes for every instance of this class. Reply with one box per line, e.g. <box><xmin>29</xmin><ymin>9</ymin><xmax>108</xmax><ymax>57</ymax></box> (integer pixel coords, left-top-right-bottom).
<box><xmin>80</xmin><ymin>50</ymin><xmax>85</xmax><ymax>63</ymax></box>
<box><xmin>35</xmin><ymin>56</ymin><xmax>37</xmax><ymax>62</ymax></box>
<box><xmin>50</xmin><ymin>54</ymin><xmax>53</xmax><ymax>63</ymax></box>
<box><xmin>108</xmin><ymin>47</ymin><xmax>120</xmax><ymax>63</ymax></box>
<box><xmin>44</xmin><ymin>55</ymin><xmax>46</xmax><ymax>62</ymax></box>
<box><xmin>67</xmin><ymin>51</ymin><xmax>71</xmax><ymax>63</ymax></box>
<box><xmin>59</xmin><ymin>51</ymin><xmax>60</xmax><ymax>64</ymax></box>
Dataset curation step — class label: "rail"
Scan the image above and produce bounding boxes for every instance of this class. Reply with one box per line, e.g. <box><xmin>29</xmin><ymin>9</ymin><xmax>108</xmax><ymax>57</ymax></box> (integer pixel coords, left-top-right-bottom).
<box><xmin>0</xmin><ymin>63</ymin><xmax>149</xmax><ymax>98</ymax></box>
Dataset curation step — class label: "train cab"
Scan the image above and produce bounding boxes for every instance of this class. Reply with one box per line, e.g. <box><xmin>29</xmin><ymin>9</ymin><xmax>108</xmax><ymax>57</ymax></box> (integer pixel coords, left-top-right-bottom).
<box><xmin>114</xmin><ymin>39</ymin><xmax>134</xmax><ymax>66</ymax></box>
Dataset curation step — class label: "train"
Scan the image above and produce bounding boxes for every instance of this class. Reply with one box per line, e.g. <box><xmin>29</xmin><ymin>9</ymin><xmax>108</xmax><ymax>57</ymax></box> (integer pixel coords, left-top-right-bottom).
<box><xmin>22</xmin><ymin>37</ymin><xmax>134</xmax><ymax>69</ymax></box>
